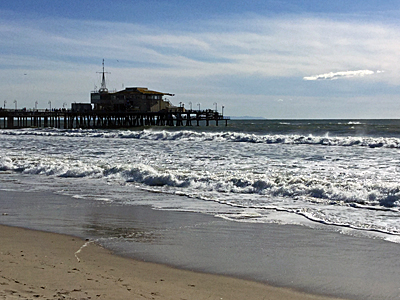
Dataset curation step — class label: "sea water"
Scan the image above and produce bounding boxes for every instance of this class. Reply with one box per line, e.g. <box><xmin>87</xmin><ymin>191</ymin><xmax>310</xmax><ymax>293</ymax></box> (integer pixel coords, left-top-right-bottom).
<box><xmin>1</xmin><ymin>119</ymin><xmax>400</xmax><ymax>242</ymax></box>
<box><xmin>2</xmin><ymin>119</ymin><xmax>400</xmax><ymax>299</ymax></box>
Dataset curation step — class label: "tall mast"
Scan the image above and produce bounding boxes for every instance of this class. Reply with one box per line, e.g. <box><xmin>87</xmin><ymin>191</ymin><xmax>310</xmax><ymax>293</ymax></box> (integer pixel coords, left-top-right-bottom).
<box><xmin>97</xmin><ymin>59</ymin><xmax>110</xmax><ymax>93</ymax></box>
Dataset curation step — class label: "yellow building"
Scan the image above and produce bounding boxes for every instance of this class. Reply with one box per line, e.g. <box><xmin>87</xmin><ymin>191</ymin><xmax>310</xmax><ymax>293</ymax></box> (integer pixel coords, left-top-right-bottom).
<box><xmin>91</xmin><ymin>87</ymin><xmax>175</xmax><ymax>112</ymax></box>
<box><xmin>90</xmin><ymin>60</ymin><xmax>175</xmax><ymax>112</ymax></box>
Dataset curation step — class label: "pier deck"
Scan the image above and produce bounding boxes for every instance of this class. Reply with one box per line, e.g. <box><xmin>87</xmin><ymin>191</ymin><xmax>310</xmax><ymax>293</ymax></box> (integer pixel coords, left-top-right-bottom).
<box><xmin>0</xmin><ymin>109</ymin><xmax>229</xmax><ymax>129</ymax></box>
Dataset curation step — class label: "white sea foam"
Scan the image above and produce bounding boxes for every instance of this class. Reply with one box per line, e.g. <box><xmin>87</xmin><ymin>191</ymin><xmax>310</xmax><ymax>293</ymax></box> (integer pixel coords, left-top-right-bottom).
<box><xmin>1</xmin><ymin>125</ymin><xmax>400</xmax><ymax>240</ymax></box>
<box><xmin>0</xmin><ymin>156</ymin><xmax>13</xmax><ymax>171</ymax></box>
<box><xmin>1</xmin><ymin>128</ymin><xmax>400</xmax><ymax>149</ymax></box>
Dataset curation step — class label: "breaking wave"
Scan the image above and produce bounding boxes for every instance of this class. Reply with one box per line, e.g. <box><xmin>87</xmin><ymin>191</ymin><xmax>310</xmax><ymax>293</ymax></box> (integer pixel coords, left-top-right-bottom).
<box><xmin>1</xmin><ymin>128</ymin><xmax>400</xmax><ymax>149</ymax></box>
<box><xmin>2</xmin><ymin>153</ymin><xmax>399</xmax><ymax>211</ymax></box>
<box><xmin>2</xmin><ymin>123</ymin><xmax>400</xmax><ymax>239</ymax></box>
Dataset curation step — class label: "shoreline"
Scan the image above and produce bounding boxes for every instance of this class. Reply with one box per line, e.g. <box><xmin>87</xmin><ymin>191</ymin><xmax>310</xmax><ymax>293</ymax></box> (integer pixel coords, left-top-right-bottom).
<box><xmin>1</xmin><ymin>188</ymin><xmax>400</xmax><ymax>299</ymax></box>
<box><xmin>0</xmin><ymin>224</ymin><xmax>345</xmax><ymax>300</ymax></box>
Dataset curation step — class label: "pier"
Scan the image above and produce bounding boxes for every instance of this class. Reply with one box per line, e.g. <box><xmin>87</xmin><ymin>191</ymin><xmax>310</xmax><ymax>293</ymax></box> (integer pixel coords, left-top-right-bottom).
<box><xmin>0</xmin><ymin>109</ymin><xmax>229</xmax><ymax>129</ymax></box>
<box><xmin>0</xmin><ymin>60</ymin><xmax>230</xmax><ymax>130</ymax></box>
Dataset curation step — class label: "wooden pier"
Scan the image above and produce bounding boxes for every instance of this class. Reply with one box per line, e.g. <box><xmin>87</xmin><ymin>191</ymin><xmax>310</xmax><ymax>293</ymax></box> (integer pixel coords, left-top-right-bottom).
<box><xmin>0</xmin><ymin>109</ymin><xmax>229</xmax><ymax>129</ymax></box>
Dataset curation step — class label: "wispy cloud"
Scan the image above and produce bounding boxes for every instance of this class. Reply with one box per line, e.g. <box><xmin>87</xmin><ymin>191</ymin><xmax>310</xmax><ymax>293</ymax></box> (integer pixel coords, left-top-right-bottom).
<box><xmin>303</xmin><ymin>70</ymin><xmax>376</xmax><ymax>81</ymax></box>
<box><xmin>1</xmin><ymin>11</ymin><xmax>400</xmax><ymax>117</ymax></box>
<box><xmin>2</xmin><ymin>15</ymin><xmax>399</xmax><ymax>79</ymax></box>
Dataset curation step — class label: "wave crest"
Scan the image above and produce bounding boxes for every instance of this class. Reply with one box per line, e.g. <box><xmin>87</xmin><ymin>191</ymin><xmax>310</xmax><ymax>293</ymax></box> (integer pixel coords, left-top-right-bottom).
<box><xmin>2</xmin><ymin>128</ymin><xmax>400</xmax><ymax>149</ymax></box>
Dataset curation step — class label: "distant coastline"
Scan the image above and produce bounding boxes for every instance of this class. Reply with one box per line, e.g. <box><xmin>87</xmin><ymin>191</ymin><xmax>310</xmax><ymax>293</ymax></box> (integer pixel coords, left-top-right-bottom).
<box><xmin>230</xmin><ymin>116</ymin><xmax>266</xmax><ymax>120</ymax></box>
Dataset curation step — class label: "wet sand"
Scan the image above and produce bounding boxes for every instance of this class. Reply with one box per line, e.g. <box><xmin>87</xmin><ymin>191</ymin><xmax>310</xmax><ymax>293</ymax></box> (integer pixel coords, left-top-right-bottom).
<box><xmin>0</xmin><ymin>224</ymin><xmax>346</xmax><ymax>300</ymax></box>
<box><xmin>1</xmin><ymin>188</ymin><xmax>400</xmax><ymax>299</ymax></box>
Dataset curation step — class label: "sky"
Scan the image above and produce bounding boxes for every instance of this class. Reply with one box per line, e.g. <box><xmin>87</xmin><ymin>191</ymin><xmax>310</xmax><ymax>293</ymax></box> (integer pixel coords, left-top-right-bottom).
<box><xmin>1</xmin><ymin>0</ymin><xmax>400</xmax><ymax>118</ymax></box>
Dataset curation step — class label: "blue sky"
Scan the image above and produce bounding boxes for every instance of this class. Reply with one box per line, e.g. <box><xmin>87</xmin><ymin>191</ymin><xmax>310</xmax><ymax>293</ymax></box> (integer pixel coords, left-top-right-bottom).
<box><xmin>1</xmin><ymin>0</ymin><xmax>400</xmax><ymax>118</ymax></box>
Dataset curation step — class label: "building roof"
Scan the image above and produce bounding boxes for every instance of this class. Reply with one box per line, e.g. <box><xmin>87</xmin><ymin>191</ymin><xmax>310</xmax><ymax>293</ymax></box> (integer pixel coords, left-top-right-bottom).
<box><xmin>119</xmin><ymin>87</ymin><xmax>174</xmax><ymax>96</ymax></box>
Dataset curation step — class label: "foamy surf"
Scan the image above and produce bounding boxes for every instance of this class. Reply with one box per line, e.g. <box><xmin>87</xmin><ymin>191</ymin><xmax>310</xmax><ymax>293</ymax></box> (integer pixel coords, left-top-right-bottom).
<box><xmin>1</xmin><ymin>119</ymin><xmax>400</xmax><ymax>241</ymax></box>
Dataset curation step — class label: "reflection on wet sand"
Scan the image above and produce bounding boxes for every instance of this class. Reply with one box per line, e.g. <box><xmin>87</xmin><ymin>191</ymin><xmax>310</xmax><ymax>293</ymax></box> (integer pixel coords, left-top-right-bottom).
<box><xmin>84</xmin><ymin>223</ymin><xmax>161</xmax><ymax>243</ymax></box>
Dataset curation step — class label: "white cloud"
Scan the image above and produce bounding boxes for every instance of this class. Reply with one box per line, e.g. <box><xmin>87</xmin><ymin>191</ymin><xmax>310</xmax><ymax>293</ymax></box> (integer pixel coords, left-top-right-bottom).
<box><xmin>1</xmin><ymin>13</ymin><xmax>400</xmax><ymax>117</ymax></box>
<box><xmin>2</xmin><ymin>15</ymin><xmax>399</xmax><ymax>79</ymax></box>
<box><xmin>303</xmin><ymin>70</ymin><xmax>376</xmax><ymax>81</ymax></box>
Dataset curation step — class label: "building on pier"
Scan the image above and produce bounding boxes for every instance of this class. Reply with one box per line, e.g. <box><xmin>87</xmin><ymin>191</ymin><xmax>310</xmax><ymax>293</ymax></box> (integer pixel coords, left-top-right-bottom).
<box><xmin>72</xmin><ymin>103</ymin><xmax>92</xmax><ymax>112</ymax></box>
<box><xmin>90</xmin><ymin>60</ymin><xmax>176</xmax><ymax>112</ymax></box>
<box><xmin>91</xmin><ymin>87</ymin><xmax>176</xmax><ymax>112</ymax></box>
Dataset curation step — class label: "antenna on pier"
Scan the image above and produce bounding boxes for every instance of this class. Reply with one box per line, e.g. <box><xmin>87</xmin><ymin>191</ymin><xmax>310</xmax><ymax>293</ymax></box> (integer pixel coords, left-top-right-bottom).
<box><xmin>97</xmin><ymin>59</ymin><xmax>110</xmax><ymax>93</ymax></box>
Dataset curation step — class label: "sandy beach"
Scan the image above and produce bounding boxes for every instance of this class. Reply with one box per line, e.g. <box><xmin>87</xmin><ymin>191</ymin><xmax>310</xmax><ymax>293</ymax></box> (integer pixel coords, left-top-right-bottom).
<box><xmin>0</xmin><ymin>224</ymin><xmax>347</xmax><ymax>300</ymax></box>
<box><xmin>1</xmin><ymin>187</ymin><xmax>400</xmax><ymax>299</ymax></box>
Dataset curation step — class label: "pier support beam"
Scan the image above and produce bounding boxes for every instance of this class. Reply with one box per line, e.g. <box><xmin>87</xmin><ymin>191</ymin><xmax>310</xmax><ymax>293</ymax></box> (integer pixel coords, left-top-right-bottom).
<box><xmin>7</xmin><ymin>117</ymin><xmax>14</xmax><ymax>129</ymax></box>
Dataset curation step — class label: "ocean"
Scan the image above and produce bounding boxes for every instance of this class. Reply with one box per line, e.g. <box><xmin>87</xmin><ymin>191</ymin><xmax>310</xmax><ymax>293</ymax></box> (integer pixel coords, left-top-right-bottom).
<box><xmin>1</xmin><ymin>119</ymin><xmax>400</xmax><ymax>299</ymax></box>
